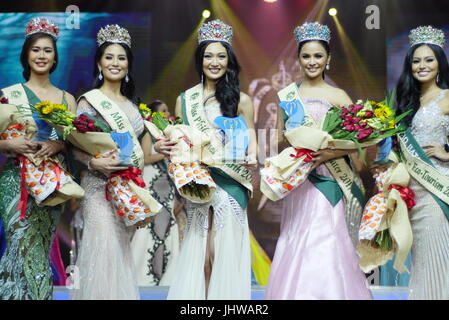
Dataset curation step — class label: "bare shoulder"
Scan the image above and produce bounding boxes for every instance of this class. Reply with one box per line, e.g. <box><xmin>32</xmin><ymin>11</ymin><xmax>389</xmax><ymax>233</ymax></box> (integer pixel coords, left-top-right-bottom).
<box><xmin>328</xmin><ymin>86</ymin><xmax>352</xmax><ymax>107</ymax></box>
<box><xmin>440</xmin><ymin>90</ymin><xmax>449</xmax><ymax>114</ymax></box>
<box><xmin>239</xmin><ymin>91</ymin><xmax>252</xmax><ymax>105</ymax></box>
<box><xmin>65</xmin><ymin>92</ymin><xmax>76</xmax><ymax>104</ymax></box>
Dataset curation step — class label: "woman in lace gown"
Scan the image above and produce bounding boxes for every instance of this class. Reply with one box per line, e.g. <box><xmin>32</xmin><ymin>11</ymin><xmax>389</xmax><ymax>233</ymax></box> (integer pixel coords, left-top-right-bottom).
<box><xmin>131</xmin><ymin>100</ymin><xmax>186</xmax><ymax>286</ymax></box>
<box><xmin>71</xmin><ymin>25</ymin><xmax>146</xmax><ymax>300</ymax></box>
<box><xmin>395</xmin><ymin>26</ymin><xmax>449</xmax><ymax>300</ymax></box>
<box><xmin>155</xmin><ymin>20</ymin><xmax>257</xmax><ymax>300</ymax></box>
<box><xmin>0</xmin><ymin>18</ymin><xmax>76</xmax><ymax>300</ymax></box>
<box><xmin>265</xmin><ymin>22</ymin><xmax>372</xmax><ymax>300</ymax></box>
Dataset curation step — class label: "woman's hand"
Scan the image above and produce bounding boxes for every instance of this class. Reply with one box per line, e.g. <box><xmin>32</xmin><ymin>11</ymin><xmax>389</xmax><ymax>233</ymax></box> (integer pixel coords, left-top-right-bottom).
<box><xmin>1</xmin><ymin>136</ymin><xmax>37</xmax><ymax>156</ymax></box>
<box><xmin>89</xmin><ymin>157</ymin><xmax>129</xmax><ymax>177</ymax></box>
<box><xmin>423</xmin><ymin>144</ymin><xmax>449</xmax><ymax>161</ymax></box>
<box><xmin>34</xmin><ymin>140</ymin><xmax>65</xmax><ymax>158</ymax></box>
<box><xmin>153</xmin><ymin>137</ymin><xmax>178</xmax><ymax>157</ymax></box>
<box><xmin>310</xmin><ymin>148</ymin><xmax>349</xmax><ymax>171</ymax></box>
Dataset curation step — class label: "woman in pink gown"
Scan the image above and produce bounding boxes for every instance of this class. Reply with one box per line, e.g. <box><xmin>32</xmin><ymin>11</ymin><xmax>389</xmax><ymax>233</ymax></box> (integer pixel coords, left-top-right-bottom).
<box><xmin>265</xmin><ymin>22</ymin><xmax>372</xmax><ymax>300</ymax></box>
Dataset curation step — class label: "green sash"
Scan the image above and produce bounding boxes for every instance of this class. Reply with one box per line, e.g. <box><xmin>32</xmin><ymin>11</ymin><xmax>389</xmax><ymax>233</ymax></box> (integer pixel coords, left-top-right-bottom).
<box><xmin>278</xmin><ymin>83</ymin><xmax>365</xmax><ymax>206</ymax></box>
<box><xmin>79</xmin><ymin>89</ymin><xmax>144</xmax><ymax>169</ymax></box>
<box><xmin>181</xmin><ymin>88</ymin><xmax>251</xmax><ymax>209</ymax></box>
<box><xmin>398</xmin><ymin>129</ymin><xmax>449</xmax><ymax>221</ymax></box>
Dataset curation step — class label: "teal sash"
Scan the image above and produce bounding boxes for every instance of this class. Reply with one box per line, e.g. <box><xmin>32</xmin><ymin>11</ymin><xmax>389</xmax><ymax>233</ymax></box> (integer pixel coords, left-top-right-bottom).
<box><xmin>400</xmin><ymin>129</ymin><xmax>449</xmax><ymax>221</ymax></box>
<box><xmin>181</xmin><ymin>92</ymin><xmax>249</xmax><ymax>209</ymax></box>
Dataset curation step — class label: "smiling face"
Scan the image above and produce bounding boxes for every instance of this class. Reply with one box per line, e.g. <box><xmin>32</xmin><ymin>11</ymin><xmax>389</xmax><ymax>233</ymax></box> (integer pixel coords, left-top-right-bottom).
<box><xmin>97</xmin><ymin>43</ymin><xmax>129</xmax><ymax>82</ymax></box>
<box><xmin>412</xmin><ymin>45</ymin><xmax>439</xmax><ymax>84</ymax></box>
<box><xmin>298</xmin><ymin>40</ymin><xmax>330</xmax><ymax>80</ymax></box>
<box><xmin>27</xmin><ymin>36</ymin><xmax>56</xmax><ymax>76</ymax></box>
<box><xmin>202</xmin><ymin>42</ymin><xmax>228</xmax><ymax>81</ymax></box>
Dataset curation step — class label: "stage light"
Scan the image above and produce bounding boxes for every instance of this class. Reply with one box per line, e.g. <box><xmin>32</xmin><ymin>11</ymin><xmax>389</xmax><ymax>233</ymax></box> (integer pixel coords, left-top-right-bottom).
<box><xmin>264</xmin><ymin>0</ymin><xmax>278</xmax><ymax>3</ymax></box>
<box><xmin>328</xmin><ymin>8</ymin><xmax>337</xmax><ymax>16</ymax></box>
<box><xmin>202</xmin><ymin>10</ymin><xmax>211</xmax><ymax>18</ymax></box>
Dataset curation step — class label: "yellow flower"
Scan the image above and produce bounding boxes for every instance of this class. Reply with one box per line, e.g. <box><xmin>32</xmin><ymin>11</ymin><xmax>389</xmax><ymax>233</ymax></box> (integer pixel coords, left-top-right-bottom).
<box><xmin>374</xmin><ymin>105</ymin><xmax>393</xmax><ymax>121</ymax></box>
<box><xmin>36</xmin><ymin>101</ymin><xmax>51</xmax><ymax>112</ymax></box>
<box><xmin>388</xmin><ymin>120</ymin><xmax>395</xmax><ymax>128</ymax></box>
<box><xmin>42</xmin><ymin>105</ymin><xmax>53</xmax><ymax>114</ymax></box>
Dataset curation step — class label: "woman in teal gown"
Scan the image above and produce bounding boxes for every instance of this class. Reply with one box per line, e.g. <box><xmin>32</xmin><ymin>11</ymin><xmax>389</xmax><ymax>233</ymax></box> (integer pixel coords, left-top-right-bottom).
<box><xmin>0</xmin><ymin>17</ymin><xmax>76</xmax><ymax>300</ymax></box>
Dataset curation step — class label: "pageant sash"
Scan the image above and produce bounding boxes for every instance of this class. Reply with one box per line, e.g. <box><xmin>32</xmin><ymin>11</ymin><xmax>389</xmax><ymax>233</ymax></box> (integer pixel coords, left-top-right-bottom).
<box><xmin>277</xmin><ymin>83</ymin><xmax>364</xmax><ymax>205</ymax></box>
<box><xmin>80</xmin><ymin>89</ymin><xmax>144</xmax><ymax>170</ymax></box>
<box><xmin>2</xmin><ymin>84</ymin><xmax>37</xmax><ymax>130</ymax></box>
<box><xmin>183</xmin><ymin>84</ymin><xmax>253</xmax><ymax>195</ymax></box>
<box><xmin>398</xmin><ymin>129</ymin><xmax>449</xmax><ymax>221</ymax></box>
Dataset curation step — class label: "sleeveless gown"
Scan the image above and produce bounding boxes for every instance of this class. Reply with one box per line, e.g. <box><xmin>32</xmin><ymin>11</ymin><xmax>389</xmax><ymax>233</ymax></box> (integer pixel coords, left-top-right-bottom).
<box><xmin>71</xmin><ymin>98</ymin><xmax>143</xmax><ymax>300</ymax></box>
<box><xmin>407</xmin><ymin>90</ymin><xmax>449</xmax><ymax>300</ymax></box>
<box><xmin>0</xmin><ymin>84</ymin><xmax>65</xmax><ymax>300</ymax></box>
<box><xmin>265</xmin><ymin>98</ymin><xmax>372</xmax><ymax>300</ymax></box>
<box><xmin>167</xmin><ymin>102</ymin><xmax>252</xmax><ymax>300</ymax></box>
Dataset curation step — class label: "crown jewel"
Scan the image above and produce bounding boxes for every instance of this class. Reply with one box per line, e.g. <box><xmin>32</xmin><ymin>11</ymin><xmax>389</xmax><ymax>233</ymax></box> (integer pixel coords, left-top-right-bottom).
<box><xmin>25</xmin><ymin>18</ymin><xmax>59</xmax><ymax>40</ymax></box>
<box><xmin>198</xmin><ymin>19</ymin><xmax>233</xmax><ymax>45</ymax></box>
<box><xmin>97</xmin><ymin>24</ymin><xmax>132</xmax><ymax>48</ymax></box>
<box><xmin>409</xmin><ymin>26</ymin><xmax>445</xmax><ymax>48</ymax></box>
<box><xmin>294</xmin><ymin>22</ymin><xmax>331</xmax><ymax>44</ymax></box>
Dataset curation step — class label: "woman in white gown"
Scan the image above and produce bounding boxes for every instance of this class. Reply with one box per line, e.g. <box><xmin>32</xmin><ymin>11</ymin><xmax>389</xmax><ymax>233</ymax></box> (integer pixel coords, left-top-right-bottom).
<box><xmin>155</xmin><ymin>19</ymin><xmax>257</xmax><ymax>300</ymax></box>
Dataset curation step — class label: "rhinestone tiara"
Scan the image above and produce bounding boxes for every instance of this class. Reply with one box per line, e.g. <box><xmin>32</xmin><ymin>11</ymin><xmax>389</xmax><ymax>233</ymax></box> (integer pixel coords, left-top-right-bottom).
<box><xmin>25</xmin><ymin>17</ymin><xmax>59</xmax><ymax>40</ymax></box>
<box><xmin>198</xmin><ymin>19</ymin><xmax>233</xmax><ymax>45</ymax></box>
<box><xmin>97</xmin><ymin>24</ymin><xmax>132</xmax><ymax>48</ymax></box>
<box><xmin>409</xmin><ymin>25</ymin><xmax>445</xmax><ymax>48</ymax></box>
<box><xmin>294</xmin><ymin>22</ymin><xmax>331</xmax><ymax>44</ymax></box>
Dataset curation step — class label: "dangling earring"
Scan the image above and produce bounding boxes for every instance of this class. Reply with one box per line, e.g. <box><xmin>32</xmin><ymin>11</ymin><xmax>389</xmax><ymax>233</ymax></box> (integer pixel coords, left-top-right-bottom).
<box><xmin>201</xmin><ymin>73</ymin><xmax>204</xmax><ymax>83</ymax></box>
<box><xmin>125</xmin><ymin>73</ymin><xmax>129</xmax><ymax>83</ymax></box>
<box><xmin>326</xmin><ymin>63</ymin><xmax>330</xmax><ymax>71</ymax></box>
<box><xmin>98</xmin><ymin>70</ymin><xmax>103</xmax><ymax>81</ymax></box>
<box><xmin>437</xmin><ymin>73</ymin><xmax>440</xmax><ymax>84</ymax></box>
<box><xmin>226</xmin><ymin>73</ymin><xmax>229</xmax><ymax>82</ymax></box>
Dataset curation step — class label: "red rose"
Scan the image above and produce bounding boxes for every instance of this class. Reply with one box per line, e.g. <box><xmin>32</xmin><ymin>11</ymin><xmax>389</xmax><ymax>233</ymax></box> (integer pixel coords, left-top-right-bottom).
<box><xmin>365</xmin><ymin>111</ymin><xmax>374</xmax><ymax>118</ymax></box>
<box><xmin>344</xmin><ymin>124</ymin><xmax>356</xmax><ymax>132</ymax></box>
<box><xmin>0</xmin><ymin>97</ymin><xmax>9</xmax><ymax>104</ymax></box>
<box><xmin>354</xmin><ymin>117</ymin><xmax>362</xmax><ymax>123</ymax></box>
<box><xmin>357</xmin><ymin>127</ymin><xmax>373</xmax><ymax>141</ymax></box>
<box><xmin>350</xmin><ymin>104</ymin><xmax>364</xmax><ymax>114</ymax></box>
<box><xmin>344</xmin><ymin>115</ymin><xmax>355</xmax><ymax>123</ymax></box>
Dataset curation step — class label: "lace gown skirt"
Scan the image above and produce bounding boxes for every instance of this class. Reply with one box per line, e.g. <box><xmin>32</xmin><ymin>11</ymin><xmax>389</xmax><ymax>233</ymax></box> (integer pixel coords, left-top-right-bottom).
<box><xmin>265</xmin><ymin>164</ymin><xmax>372</xmax><ymax>300</ymax></box>
<box><xmin>0</xmin><ymin>159</ymin><xmax>60</xmax><ymax>300</ymax></box>
<box><xmin>71</xmin><ymin>173</ymin><xmax>139</xmax><ymax>300</ymax></box>
<box><xmin>408</xmin><ymin>179</ymin><xmax>449</xmax><ymax>300</ymax></box>
<box><xmin>167</xmin><ymin>187</ymin><xmax>251</xmax><ymax>300</ymax></box>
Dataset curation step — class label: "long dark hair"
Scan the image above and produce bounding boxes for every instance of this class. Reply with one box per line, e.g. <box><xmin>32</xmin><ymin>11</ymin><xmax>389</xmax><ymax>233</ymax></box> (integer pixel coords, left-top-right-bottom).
<box><xmin>195</xmin><ymin>40</ymin><xmax>241</xmax><ymax>118</ymax></box>
<box><xmin>20</xmin><ymin>33</ymin><xmax>59</xmax><ymax>81</ymax></box>
<box><xmin>396</xmin><ymin>43</ymin><xmax>449</xmax><ymax>126</ymax></box>
<box><xmin>92</xmin><ymin>42</ymin><xmax>138</xmax><ymax>103</ymax></box>
<box><xmin>148</xmin><ymin>99</ymin><xmax>164</xmax><ymax>112</ymax></box>
<box><xmin>297</xmin><ymin>40</ymin><xmax>330</xmax><ymax>79</ymax></box>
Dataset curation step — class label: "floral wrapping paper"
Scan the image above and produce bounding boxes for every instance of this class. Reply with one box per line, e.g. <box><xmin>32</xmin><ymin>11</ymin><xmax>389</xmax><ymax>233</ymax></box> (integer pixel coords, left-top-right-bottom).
<box><xmin>106</xmin><ymin>171</ymin><xmax>161</xmax><ymax>227</ymax></box>
<box><xmin>359</xmin><ymin>166</ymin><xmax>390</xmax><ymax>240</ymax></box>
<box><xmin>1</xmin><ymin>123</ymin><xmax>84</xmax><ymax>210</ymax></box>
<box><xmin>260</xmin><ymin>160</ymin><xmax>313</xmax><ymax>201</ymax></box>
<box><xmin>167</xmin><ymin>161</ymin><xmax>217</xmax><ymax>203</ymax></box>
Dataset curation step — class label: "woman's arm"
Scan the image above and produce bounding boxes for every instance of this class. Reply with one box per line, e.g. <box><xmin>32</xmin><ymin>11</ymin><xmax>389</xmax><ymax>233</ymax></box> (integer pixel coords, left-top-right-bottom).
<box><xmin>141</xmin><ymin>132</ymin><xmax>165</xmax><ymax>165</ymax></box>
<box><xmin>238</xmin><ymin>92</ymin><xmax>258</xmax><ymax>166</ymax></box>
<box><xmin>154</xmin><ymin>95</ymin><xmax>181</xmax><ymax>156</ymax></box>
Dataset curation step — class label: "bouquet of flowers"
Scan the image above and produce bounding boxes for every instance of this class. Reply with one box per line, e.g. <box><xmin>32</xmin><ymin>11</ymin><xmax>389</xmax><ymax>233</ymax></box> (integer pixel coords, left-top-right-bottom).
<box><xmin>0</xmin><ymin>99</ymin><xmax>84</xmax><ymax>220</ymax></box>
<box><xmin>261</xmin><ymin>94</ymin><xmax>412</xmax><ymax>201</ymax></box>
<box><xmin>356</xmin><ymin>158</ymin><xmax>415</xmax><ymax>274</ymax></box>
<box><xmin>35</xmin><ymin>101</ymin><xmax>162</xmax><ymax>227</ymax></box>
<box><xmin>139</xmin><ymin>103</ymin><xmax>216</xmax><ymax>203</ymax></box>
